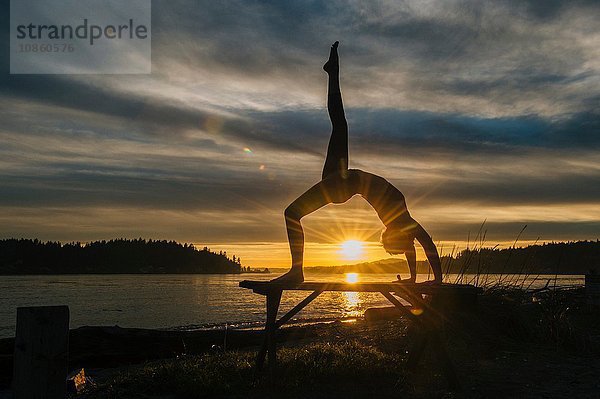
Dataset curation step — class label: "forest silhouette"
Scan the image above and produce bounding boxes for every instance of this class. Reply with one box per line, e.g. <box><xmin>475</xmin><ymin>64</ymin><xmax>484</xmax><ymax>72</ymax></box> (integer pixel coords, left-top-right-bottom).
<box><xmin>0</xmin><ymin>238</ymin><xmax>241</xmax><ymax>274</ymax></box>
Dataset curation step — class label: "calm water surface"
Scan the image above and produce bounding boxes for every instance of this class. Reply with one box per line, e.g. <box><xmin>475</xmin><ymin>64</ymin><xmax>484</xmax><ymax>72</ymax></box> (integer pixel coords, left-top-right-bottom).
<box><xmin>0</xmin><ymin>273</ymin><xmax>584</xmax><ymax>338</ymax></box>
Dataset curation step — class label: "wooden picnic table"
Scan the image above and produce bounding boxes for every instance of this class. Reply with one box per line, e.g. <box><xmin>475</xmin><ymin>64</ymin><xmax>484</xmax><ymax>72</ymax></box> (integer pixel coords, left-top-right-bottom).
<box><xmin>239</xmin><ymin>280</ymin><xmax>481</xmax><ymax>389</ymax></box>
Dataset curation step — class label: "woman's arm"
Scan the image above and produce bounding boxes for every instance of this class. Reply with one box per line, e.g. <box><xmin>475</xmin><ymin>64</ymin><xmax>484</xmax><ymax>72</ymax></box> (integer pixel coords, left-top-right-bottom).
<box><xmin>404</xmin><ymin>244</ymin><xmax>417</xmax><ymax>283</ymax></box>
<box><xmin>413</xmin><ymin>222</ymin><xmax>443</xmax><ymax>283</ymax></box>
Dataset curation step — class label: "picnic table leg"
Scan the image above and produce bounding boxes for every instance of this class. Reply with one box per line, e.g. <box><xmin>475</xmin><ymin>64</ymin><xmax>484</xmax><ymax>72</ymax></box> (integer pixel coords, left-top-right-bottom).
<box><xmin>431</xmin><ymin>329</ymin><xmax>460</xmax><ymax>389</ymax></box>
<box><xmin>255</xmin><ymin>290</ymin><xmax>282</xmax><ymax>375</ymax></box>
<box><xmin>407</xmin><ymin>325</ymin><xmax>429</xmax><ymax>371</ymax></box>
<box><xmin>267</xmin><ymin>290</ymin><xmax>282</xmax><ymax>376</ymax></box>
<box><xmin>414</xmin><ymin>305</ymin><xmax>460</xmax><ymax>389</ymax></box>
<box><xmin>425</xmin><ymin>295</ymin><xmax>460</xmax><ymax>389</ymax></box>
<box><xmin>255</xmin><ymin>334</ymin><xmax>268</xmax><ymax>372</ymax></box>
<box><xmin>380</xmin><ymin>291</ymin><xmax>428</xmax><ymax>371</ymax></box>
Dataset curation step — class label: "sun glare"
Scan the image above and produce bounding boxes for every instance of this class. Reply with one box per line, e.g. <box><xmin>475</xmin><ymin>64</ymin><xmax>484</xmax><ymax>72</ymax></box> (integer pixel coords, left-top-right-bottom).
<box><xmin>345</xmin><ymin>272</ymin><xmax>359</xmax><ymax>283</ymax></box>
<box><xmin>339</xmin><ymin>240</ymin><xmax>364</xmax><ymax>260</ymax></box>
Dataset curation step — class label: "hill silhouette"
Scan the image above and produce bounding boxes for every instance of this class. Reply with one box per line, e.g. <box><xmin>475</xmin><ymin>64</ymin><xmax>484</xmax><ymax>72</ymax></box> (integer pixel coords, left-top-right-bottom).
<box><xmin>0</xmin><ymin>238</ymin><xmax>241</xmax><ymax>275</ymax></box>
<box><xmin>305</xmin><ymin>240</ymin><xmax>600</xmax><ymax>275</ymax></box>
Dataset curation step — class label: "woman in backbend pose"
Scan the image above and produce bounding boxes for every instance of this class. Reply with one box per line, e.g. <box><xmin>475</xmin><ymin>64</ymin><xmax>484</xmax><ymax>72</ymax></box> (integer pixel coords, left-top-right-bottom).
<box><xmin>275</xmin><ymin>42</ymin><xmax>442</xmax><ymax>284</ymax></box>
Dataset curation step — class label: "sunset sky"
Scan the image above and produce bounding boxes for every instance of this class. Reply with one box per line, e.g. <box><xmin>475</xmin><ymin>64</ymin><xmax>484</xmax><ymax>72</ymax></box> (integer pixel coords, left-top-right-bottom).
<box><xmin>1</xmin><ymin>1</ymin><xmax>599</xmax><ymax>267</ymax></box>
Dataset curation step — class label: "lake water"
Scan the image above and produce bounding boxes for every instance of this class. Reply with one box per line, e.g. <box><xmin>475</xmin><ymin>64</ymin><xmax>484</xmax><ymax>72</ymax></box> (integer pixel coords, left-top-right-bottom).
<box><xmin>0</xmin><ymin>273</ymin><xmax>584</xmax><ymax>339</ymax></box>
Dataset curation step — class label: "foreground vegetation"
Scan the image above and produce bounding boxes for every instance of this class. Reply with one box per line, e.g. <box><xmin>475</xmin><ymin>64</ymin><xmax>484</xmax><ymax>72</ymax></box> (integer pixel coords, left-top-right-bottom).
<box><xmin>82</xmin><ymin>343</ymin><xmax>408</xmax><ymax>398</ymax></box>
<box><xmin>79</xmin><ymin>286</ymin><xmax>600</xmax><ymax>398</ymax></box>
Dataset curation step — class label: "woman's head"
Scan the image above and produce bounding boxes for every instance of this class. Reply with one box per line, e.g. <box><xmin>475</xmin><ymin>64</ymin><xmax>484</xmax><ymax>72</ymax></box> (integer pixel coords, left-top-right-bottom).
<box><xmin>381</xmin><ymin>224</ymin><xmax>414</xmax><ymax>254</ymax></box>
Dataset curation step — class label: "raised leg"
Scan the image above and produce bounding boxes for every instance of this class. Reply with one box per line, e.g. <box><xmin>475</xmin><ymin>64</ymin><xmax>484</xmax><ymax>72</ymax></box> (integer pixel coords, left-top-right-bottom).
<box><xmin>322</xmin><ymin>41</ymin><xmax>348</xmax><ymax>180</ymax></box>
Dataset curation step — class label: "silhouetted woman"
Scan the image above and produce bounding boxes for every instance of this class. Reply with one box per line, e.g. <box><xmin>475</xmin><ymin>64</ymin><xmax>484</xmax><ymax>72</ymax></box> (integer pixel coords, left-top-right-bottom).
<box><xmin>275</xmin><ymin>42</ymin><xmax>442</xmax><ymax>284</ymax></box>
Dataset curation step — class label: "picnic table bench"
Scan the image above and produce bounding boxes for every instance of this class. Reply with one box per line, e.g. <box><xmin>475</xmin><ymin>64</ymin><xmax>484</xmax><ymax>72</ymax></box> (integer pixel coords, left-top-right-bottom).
<box><xmin>239</xmin><ymin>280</ymin><xmax>481</xmax><ymax>388</ymax></box>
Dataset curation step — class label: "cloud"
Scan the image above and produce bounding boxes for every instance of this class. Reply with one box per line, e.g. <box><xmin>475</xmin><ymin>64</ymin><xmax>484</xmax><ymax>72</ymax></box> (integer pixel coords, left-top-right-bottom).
<box><xmin>1</xmin><ymin>93</ymin><xmax>598</xmax><ymax>213</ymax></box>
<box><xmin>0</xmin><ymin>0</ymin><xmax>598</xmax><ymax>253</ymax></box>
<box><xmin>5</xmin><ymin>0</ymin><xmax>599</xmax><ymax>116</ymax></box>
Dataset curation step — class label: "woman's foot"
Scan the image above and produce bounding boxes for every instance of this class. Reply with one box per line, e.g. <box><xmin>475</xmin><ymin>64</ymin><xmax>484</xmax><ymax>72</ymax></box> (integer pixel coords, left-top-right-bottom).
<box><xmin>271</xmin><ymin>269</ymin><xmax>304</xmax><ymax>284</ymax></box>
<box><xmin>323</xmin><ymin>41</ymin><xmax>339</xmax><ymax>74</ymax></box>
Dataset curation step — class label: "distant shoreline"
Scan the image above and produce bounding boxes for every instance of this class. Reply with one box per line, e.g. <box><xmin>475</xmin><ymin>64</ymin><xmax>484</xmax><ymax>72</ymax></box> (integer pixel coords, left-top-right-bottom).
<box><xmin>0</xmin><ymin>238</ymin><xmax>242</xmax><ymax>275</ymax></box>
<box><xmin>0</xmin><ymin>272</ymin><xmax>243</xmax><ymax>276</ymax></box>
<box><xmin>0</xmin><ymin>271</ymin><xmax>589</xmax><ymax>276</ymax></box>
<box><xmin>1</xmin><ymin>239</ymin><xmax>598</xmax><ymax>275</ymax></box>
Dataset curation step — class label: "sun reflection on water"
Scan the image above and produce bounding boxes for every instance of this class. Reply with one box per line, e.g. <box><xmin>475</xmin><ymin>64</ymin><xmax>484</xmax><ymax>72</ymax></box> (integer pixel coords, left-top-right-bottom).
<box><xmin>342</xmin><ymin>273</ymin><xmax>362</xmax><ymax>317</ymax></box>
<box><xmin>342</xmin><ymin>291</ymin><xmax>362</xmax><ymax>318</ymax></box>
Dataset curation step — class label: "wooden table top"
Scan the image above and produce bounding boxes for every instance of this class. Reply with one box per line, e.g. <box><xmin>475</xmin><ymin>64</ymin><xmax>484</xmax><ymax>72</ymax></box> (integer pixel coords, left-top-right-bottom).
<box><xmin>239</xmin><ymin>280</ymin><xmax>480</xmax><ymax>295</ymax></box>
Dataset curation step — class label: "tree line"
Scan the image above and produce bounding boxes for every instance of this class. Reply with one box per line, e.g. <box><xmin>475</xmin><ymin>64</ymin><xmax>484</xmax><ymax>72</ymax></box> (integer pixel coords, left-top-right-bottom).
<box><xmin>0</xmin><ymin>238</ymin><xmax>242</xmax><ymax>275</ymax></box>
<box><xmin>441</xmin><ymin>240</ymin><xmax>600</xmax><ymax>275</ymax></box>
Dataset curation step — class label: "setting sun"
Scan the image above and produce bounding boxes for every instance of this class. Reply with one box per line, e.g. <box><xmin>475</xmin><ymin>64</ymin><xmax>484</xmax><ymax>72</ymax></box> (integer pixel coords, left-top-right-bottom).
<box><xmin>339</xmin><ymin>240</ymin><xmax>364</xmax><ymax>260</ymax></box>
<box><xmin>345</xmin><ymin>273</ymin><xmax>359</xmax><ymax>283</ymax></box>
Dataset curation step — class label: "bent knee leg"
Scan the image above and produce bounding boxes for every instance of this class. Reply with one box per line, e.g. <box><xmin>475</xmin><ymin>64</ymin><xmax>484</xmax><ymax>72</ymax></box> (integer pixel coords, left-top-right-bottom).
<box><xmin>284</xmin><ymin>205</ymin><xmax>302</xmax><ymax>221</ymax></box>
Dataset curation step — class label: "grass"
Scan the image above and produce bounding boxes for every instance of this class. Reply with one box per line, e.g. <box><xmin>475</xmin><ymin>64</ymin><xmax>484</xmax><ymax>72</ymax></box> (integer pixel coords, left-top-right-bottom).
<box><xmin>80</xmin><ymin>341</ymin><xmax>412</xmax><ymax>398</ymax></box>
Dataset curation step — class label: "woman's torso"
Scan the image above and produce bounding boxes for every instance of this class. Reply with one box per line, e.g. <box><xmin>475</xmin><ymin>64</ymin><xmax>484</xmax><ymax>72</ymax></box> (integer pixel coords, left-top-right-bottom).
<box><xmin>347</xmin><ymin>169</ymin><xmax>411</xmax><ymax>225</ymax></box>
